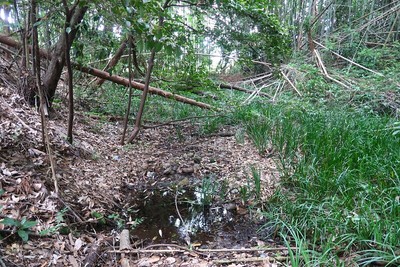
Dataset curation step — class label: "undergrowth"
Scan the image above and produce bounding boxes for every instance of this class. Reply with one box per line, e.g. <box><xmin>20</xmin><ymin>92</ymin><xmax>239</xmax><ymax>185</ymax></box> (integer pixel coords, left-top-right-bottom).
<box><xmin>240</xmin><ymin>102</ymin><xmax>400</xmax><ymax>265</ymax></box>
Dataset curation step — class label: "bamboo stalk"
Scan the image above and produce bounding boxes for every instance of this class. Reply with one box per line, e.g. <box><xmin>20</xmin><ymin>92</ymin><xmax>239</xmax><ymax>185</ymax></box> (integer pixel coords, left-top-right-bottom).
<box><xmin>313</xmin><ymin>40</ymin><xmax>384</xmax><ymax>77</ymax></box>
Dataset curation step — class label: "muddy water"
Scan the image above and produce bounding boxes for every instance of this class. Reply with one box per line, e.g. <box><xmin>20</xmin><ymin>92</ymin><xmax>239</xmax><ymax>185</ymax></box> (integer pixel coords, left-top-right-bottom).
<box><xmin>129</xmin><ymin>186</ymin><xmax>263</xmax><ymax>248</ymax></box>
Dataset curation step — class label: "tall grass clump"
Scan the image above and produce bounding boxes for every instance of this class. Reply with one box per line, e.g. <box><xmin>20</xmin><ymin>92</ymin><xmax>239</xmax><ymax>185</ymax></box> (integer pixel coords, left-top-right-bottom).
<box><xmin>251</xmin><ymin>105</ymin><xmax>400</xmax><ymax>265</ymax></box>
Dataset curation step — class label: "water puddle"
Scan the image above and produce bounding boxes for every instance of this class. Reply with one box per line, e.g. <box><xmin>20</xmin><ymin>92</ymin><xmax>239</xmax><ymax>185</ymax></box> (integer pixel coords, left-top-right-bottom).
<box><xmin>129</xmin><ymin>184</ymin><xmax>262</xmax><ymax>247</ymax></box>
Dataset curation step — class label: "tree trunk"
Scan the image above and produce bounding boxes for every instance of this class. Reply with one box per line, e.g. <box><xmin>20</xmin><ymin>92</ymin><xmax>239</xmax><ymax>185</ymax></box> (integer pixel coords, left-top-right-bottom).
<box><xmin>42</xmin><ymin>4</ymin><xmax>87</xmax><ymax>105</ymax></box>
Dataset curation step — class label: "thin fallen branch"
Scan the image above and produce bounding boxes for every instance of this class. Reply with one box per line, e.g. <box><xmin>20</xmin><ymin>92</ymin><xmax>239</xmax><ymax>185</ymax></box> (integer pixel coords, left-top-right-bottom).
<box><xmin>110</xmin><ymin>244</ymin><xmax>207</xmax><ymax>257</ymax></box>
<box><xmin>313</xmin><ymin>49</ymin><xmax>351</xmax><ymax>90</ymax></box>
<box><xmin>120</xmin><ymin>229</ymin><xmax>131</xmax><ymax>267</ymax></box>
<box><xmin>56</xmin><ymin>194</ymin><xmax>84</xmax><ymax>223</ymax></box>
<box><xmin>214</xmin><ymin>256</ymin><xmax>288</xmax><ymax>264</ymax></box>
<box><xmin>198</xmin><ymin>247</ymin><xmax>296</xmax><ymax>253</ymax></box>
<box><xmin>219</xmin><ymin>83</ymin><xmax>272</xmax><ymax>98</ymax></box>
<box><xmin>0</xmin><ymin>255</ymin><xmax>6</xmax><ymax>267</ymax></box>
<box><xmin>280</xmin><ymin>70</ymin><xmax>302</xmax><ymax>97</ymax></box>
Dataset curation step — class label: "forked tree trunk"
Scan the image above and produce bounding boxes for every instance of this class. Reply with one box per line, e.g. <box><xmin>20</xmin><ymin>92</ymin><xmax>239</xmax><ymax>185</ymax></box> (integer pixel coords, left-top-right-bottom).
<box><xmin>42</xmin><ymin>4</ymin><xmax>87</xmax><ymax>105</ymax></box>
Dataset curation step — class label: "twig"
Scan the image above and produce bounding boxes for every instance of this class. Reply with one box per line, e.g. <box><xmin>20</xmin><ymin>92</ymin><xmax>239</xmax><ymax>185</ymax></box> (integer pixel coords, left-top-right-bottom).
<box><xmin>0</xmin><ymin>255</ymin><xmax>6</xmax><ymax>267</ymax></box>
<box><xmin>109</xmin><ymin>245</ymin><xmax>296</xmax><ymax>256</ymax></box>
<box><xmin>198</xmin><ymin>247</ymin><xmax>297</xmax><ymax>253</ymax></box>
<box><xmin>174</xmin><ymin>189</ymin><xmax>185</xmax><ymax>228</ymax></box>
<box><xmin>111</xmin><ymin>243</ymin><xmax>208</xmax><ymax>257</ymax></box>
<box><xmin>214</xmin><ymin>256</ymin><xmax>288</xmax><ymax>264</ymax></box>
<box><xmin>272</xmin><ymin>81</ymin><xmax>283</xmax><ymax>103</ymax></box>
<box><xmin>220</xmin><ymin>83</ymin><xmax>272</xmax><ymax>98</ymax></box>
<box><xmin>56</xmin><ymin>194</ymin><xmax>84</xmax><ymax>223</ymax></box>
<box><xmin>111</xmin><ymin>249</ymin><xmax>183</xmax><ymax>253</ymax></box>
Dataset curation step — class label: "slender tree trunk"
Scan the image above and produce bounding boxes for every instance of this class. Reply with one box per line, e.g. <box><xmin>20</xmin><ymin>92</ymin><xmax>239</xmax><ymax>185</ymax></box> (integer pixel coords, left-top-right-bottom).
<box><xmin>31</xmin><ymin>0</ymin><xmax>43</xmax><ymax>144</ymax></box>
<box><xmin>42</xmin><ymin>2</ymin><xmax>87</xmax><ymax>105</ymax></box>
<box><xmin>1</xmin><ymin>5</ymin><xmax>11</xmax><ymax>59</ymax></box>
<box><xmin>121</xmin><ymin>37</ymin><xmax>134</xmax><ymax>145</ymax></box>
<box><xmin>127</xmin><ymin>49</ymin><xmax>156</xmax><ymax>143</ymax></box>
<box><xmin>31</xmin><ymin>0</ymin><xmax>58</xmax><ymax>193</ymax></box>
<box><xmin>127</xmin><ymin>0</ymin><xmax>172</xmax><ymax>143</ymax></box>
<box><xmin>63</xmin><ymin>0</ymin><xmax>74</xmax><ymax>144</ymax></box>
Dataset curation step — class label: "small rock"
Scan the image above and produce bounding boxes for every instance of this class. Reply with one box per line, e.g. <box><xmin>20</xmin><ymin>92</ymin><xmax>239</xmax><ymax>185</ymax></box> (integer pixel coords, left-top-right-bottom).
<box><xmin>181</xmin><ymin>167</ymin><xmax>194</xmax><ymax>174</ymax></box>
<box><xmin>162</xmin><ymin>162</ymin><xmax>171</xmax><ymax>168</ymax></box>
<box><xmin>165</xmin><ymin>257</ymin><xmax>176</xmax><ymax>264</ymax></box>
<box><xmin>146</xmin><ymin>171</ymin><xmax>155</xmax><ymax>178</ymax></box>
<box><xmin>142</xmin><ymin>163</ymin><xmax>149</xmax><ymax>170</ymax></box>
<box><xmin>224</xmin><ymin>203</ymin><xmax>237</xmax><ymax>211</ymax></box>
<box><xmin>193</xmin><ymin>156</ymin><xmax>201</xmax><ymax>164</ymax></box>
<box><xmin>193</xmin><ymin>164</ymin><xmax>201</xmax><ymax>172</ymax></box>
<box><xmin>125</xmin><ymin>183</ymin><xmax>135</xmax><ymax>190</ymax></box>
<box><xmin>32</xmin><ymin>183</ymin><xmax>42</xmax><ymax>191</ymax></box>
<box><xmin>163</xmin><ymin>166</ymin><xmax>172</xmax><ymax>175</ymax></box>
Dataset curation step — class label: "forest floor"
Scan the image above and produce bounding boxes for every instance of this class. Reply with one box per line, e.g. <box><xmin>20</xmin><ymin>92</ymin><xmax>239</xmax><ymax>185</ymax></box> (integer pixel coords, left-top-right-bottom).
<box><xmin>0</xmin><ymin>80</ymin><xmax>289</xmax><ymax>266</ymax></box>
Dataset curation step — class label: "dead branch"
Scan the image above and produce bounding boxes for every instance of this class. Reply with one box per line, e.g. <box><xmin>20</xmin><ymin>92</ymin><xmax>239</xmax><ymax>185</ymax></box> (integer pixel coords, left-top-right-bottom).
<box><xmin>119</xmin><ymin>229</ymin><xmax>131</xmax><ymax>267</ymax></box>
<box><xmin>313</xmin><ymin>40</ymin><xmax>384</xmax><ymax>77</ymax></box>
<box><xmin>280</xmin><ymin>70</ymin><xmax>302</xmax><ymax>97</ymax></box>
<box><xmin>198</xmin><ymin>247</ymin><xmax>296</xmax><ymax>253</ymax></box>
<box><xmin>219</xmin><ymin>83</ymin><xmax>272</xmax><ymax>98</ymax></box>
<box><xmin>0</xmin><ymin>256</ymin><xmax>6</xmax><ymax>267</ymax></box>
<box><xmin>74</xmin><ymin>64</ymin><xmax>213</xmax><ymax>110</ymax></box>
<box><xmin>111</xmin><ymin>243</ymin><xmax>207</xmax><ymax>257</ymax></box>
<box><xmin>313</xmin><ymin>49</ymin><xmax>351</xmax><ymax>90</ymax></box>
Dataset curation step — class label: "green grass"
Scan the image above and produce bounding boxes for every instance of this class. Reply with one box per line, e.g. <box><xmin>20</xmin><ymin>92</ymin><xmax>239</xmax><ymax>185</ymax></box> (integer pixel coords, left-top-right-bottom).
<box><xmin>242</xmin><ymin>103</ymin><xmax>400</xmax><ymax>265</ymax></box>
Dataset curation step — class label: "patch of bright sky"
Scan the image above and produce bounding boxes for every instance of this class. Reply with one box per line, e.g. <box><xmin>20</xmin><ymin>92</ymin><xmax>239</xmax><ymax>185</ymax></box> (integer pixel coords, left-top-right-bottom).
<box><xmin>0</xmin><ymin>9</ymin><xmax>15</xmax><ymax>24</ymax></box>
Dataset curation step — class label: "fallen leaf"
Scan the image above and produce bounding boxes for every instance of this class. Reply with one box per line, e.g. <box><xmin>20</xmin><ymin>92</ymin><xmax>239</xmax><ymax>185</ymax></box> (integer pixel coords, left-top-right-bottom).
<box><xmin>74</xmin><ymin>238</ymin><xmax>84</xmax><ymax>252</ymax></box>
<box><xmin>68</xmin><ymin>255</ymin><xmax>79</xmax><ymax>267</ymax></box>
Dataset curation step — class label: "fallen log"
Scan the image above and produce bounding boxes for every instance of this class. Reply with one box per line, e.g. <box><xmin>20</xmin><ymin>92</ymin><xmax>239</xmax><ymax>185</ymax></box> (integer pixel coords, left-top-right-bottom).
<box><xmin>73</xmin><ymin>63</ymin><xmax>213</xmax><ymax>109</ymax></box>
<box><xmin>0</xmin><ymin>33</ymin><xmax>213</xmax><ymax>110</ymax></box>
